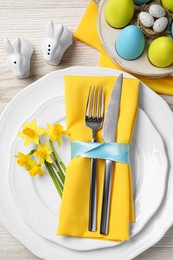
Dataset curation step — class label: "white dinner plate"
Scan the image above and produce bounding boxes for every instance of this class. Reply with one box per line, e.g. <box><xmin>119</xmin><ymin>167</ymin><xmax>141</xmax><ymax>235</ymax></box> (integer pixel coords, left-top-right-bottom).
<box><xmin>97</xmin><ymin>0</ymin><xmax>173</xmax><ymax>78</ymax></box>
<box><xmin>0</xmin><ymin>66</ymin><xmax>172</xmax><ymax>260</ymax></box>
<box><xmin>8</xmin><ymin>93</ymin><xmax>167</xmax><ymax>251</ymax></box>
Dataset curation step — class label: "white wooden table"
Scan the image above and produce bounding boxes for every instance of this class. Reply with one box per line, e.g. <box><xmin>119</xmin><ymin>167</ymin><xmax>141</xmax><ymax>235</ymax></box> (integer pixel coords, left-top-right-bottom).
<box><xmin>0</xmin><ymin>0</ymin><xmax>173</xmax><ymax>259</ymax></box>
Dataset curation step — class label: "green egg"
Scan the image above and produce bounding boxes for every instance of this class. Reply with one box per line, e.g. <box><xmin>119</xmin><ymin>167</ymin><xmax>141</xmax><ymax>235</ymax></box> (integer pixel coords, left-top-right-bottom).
<box><xmin>148</xmin><ymin>37</ymin><xmax>173</xmax><ymax>68</ymax></box>
<box><xmin>105</xmin><ymin>0</ymin><xmax>134</xmax><ymax>28</ymax></box>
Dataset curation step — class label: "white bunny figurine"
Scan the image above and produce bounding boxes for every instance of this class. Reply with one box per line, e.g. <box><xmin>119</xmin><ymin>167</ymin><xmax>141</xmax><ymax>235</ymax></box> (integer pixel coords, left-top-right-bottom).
<box><xmin>4</xmin><ymin>37</ymin><xmax>33</xmax><ymax>79</ymax></box>
<box><xmin>41</xmin><ymin>20</ymin><xmax>73</xmax><ymax>66</ymax></box>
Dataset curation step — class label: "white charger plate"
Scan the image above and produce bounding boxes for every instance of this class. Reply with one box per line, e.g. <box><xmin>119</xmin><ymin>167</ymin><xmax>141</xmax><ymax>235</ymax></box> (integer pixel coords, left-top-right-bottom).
<box><xmin>8</xmin><ymin>92</ymin><xmax>167</xmax><ymax>251</ymax></box>
<box><xmin>0</xmin><ymin>66</ymin><xmax>172</xmax><ymax>260</ymax></box>
<box><xmin>97</xmin><ymin>0</ymin><xmax>173</xmax><ymax>78</ymax></box>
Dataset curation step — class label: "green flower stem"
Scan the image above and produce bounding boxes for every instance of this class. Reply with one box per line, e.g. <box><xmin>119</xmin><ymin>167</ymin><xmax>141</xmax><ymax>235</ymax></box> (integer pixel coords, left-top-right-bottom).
<box><xmin>51</xmin><ymin>164</ymin><xmax>64</xmax><ymax>191</ymax></box>
<box><xmin>49</xmin><ymin>163</ymin><xmax>64</xmax><ymax>192</ymax></box>
<box><xmin>45</xmin><ymin>161</ymin><xmax>62</xmax><ymax>198</ymax></box>
<box><xmin>50</xmin><ymin>140</ymin><xmax>66</xmax><ymax>174</ymax></box>
<box><xmin>46</xmin><ymin>162</ymin><xmax>63</xmax><ymax>197</ymax></box>
<box><xmin>29</xmin><ymin>149</ymin><xmax>36</xmax><ymax>155</ymax></box>
<box><xmin>55</xmin><ymin>160</ymin><xmax>65</xmax><ymax>184</ymax></box>
<box><xmin>52</xmin><ymin>163</ymin><xmax>65</xmax><ymax>185</ymax></box>
<box><xmin>51</xmin><ymin>150</ymin><xmax>65</xmax><ymax>183</ymax></box>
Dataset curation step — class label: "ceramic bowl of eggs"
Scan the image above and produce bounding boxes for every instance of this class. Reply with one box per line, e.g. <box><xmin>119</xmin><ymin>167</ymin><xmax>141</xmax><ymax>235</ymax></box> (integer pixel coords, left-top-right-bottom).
<box><xmin>97</xmin><ymin>0</ymin><xmax>173</xmax><ymax>78</ymax></box>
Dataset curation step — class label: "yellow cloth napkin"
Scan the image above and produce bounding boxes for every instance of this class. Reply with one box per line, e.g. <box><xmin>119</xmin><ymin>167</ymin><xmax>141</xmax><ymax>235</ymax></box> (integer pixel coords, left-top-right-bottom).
<box><xmin>57</xmin><ymin>75</ymin><xmax>140</xmax><ymax>241</ymax></box>
<box><xmin>74</xmin><ymin>0</ymin><xmax>173</xmax><ymax>95</ymax></box>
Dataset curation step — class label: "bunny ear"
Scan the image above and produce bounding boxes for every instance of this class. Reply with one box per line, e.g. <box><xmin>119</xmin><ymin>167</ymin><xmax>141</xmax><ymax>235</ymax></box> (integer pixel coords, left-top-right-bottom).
<box><xmin>56</xmin><ymin>24</ymin><xmax>64</xmax><ymax>41</ymax></box>
<box><xmin>13</xmin><ymin>37</ymin><xmax>21</xmax><ymax>53</ymax></box>
<box><xmin>4</xmin><ymin>39</ymin><xmax>14</xmax><ymax>55</ymax></box>
<box><xmin>46</xmin><ymin>20</ymin><xmax>54</xmax><ymax>38</ymax></box>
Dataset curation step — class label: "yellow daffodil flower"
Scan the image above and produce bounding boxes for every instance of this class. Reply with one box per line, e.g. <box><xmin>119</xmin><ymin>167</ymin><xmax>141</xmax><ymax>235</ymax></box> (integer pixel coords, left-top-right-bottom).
<box><xmin>34</xmin><ymin>141</ymin><xmax>52</xmax><ymax>165</ymax></box>
<box><xmin>18</xmin><ymin>119</ymin><xmax>44</xmax><ymax>146</ymax></box>
<box><xmin>44</xmin><ymin>123</ymin><xmax>68</xmax><ymax>146</ymax></box>
<box><xmin>25</xmin><ymin>158</ymin><xmax>36</xmax><ymax>171</ymax></box>
<box><xmin>15</xmin><ymin>152</ymin><xmax>30</xmax><ymax>167</ymax></box>
<box><xmin>16</xmin><ymin>120</ymin><xmax>66</xmax><ymax>198</ymax></box>
<box><xmin>29</xmin><ymin>162</ymin><xmax>44</xmax><ymax>177</ymax></box>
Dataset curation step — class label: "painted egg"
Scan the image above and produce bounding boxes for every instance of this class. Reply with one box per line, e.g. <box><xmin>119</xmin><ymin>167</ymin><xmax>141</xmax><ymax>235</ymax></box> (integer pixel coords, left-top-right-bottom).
<box><xmin>153</xmin><ymin>17</ymin><xmax>168</xmax><ymax>33</ymax></box>
<box><xmin>161</xmin><ymin>0</ymin><xmax>173</xmax><ymax>12</ymax></box>
<box><xmin>148</xmin><ymin>36</ymin><xmax>173</xmax><ymax>67</ymax></box>
<box><xmin>134</xmin><ymin>0</ymin><xmax>151</xmax><ymax>5</ymax></box>
<box><xmin>139</xmin><ymin>12</ymin><xmax>154</xmax><ymax>27</ymax></box>
<box><xmin>171</xmin><ymin>22</ymin><xmax>173</xmax><ymax>37</ymax></box>
<box><xmin>149</xmin><ymin>4</ymin><xmax>166</xmax><ymax>18</ymax></box>
<box><xmin>115</xmin><ymin>25</ymin><xmax>145</xmax><ymax>60</ymax></box>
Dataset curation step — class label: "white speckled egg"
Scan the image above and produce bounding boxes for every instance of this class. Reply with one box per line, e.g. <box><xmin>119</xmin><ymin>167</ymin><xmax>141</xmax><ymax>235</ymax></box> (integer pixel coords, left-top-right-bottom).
<box><xmin>149</xmin><ymin>4</ymin><xmax>166</xmax><ymax>18</ymax></box>
<box><xmin>139</xmin><ymin>12</ymin><xmax>154</xmax><ymax>27</ymax></box>
<box><xmin>153</xmin><ymin>17</ymin><xmax>168</xmax><ymax>33</ymax></box>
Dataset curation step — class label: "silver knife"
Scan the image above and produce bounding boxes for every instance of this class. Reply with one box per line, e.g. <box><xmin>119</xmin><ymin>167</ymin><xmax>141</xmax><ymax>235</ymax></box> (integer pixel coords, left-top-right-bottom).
<box><xmin>100</xmin><ymin>73</ymin><xmax>123</xmax><ymax>235</ymax></box>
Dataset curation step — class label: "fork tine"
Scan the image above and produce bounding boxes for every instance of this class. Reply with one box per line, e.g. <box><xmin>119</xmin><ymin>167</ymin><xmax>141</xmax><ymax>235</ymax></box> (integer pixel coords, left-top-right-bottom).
<box><xmin>86</xmin><ymin>86</ymin><xmax>92</xmax><ymax>117</ymax></box>
<box><xmin>91</xmin><ymin>86</ymin><xmax>96</xmax><ymax>118</ymax></box>
<box><xmin>86</xmin><ymin>86</ymin><xmax>104</xmax><ymax>119</ymax></box>
<box><xmin>100</xmin><ymin>86</ymin><xmax>104</xmax><ymax>118</ymax></box>
<box><xmin>96</xmin><ymin>86</ymin><xmax>100</xmax><ymax>118</ymax></box>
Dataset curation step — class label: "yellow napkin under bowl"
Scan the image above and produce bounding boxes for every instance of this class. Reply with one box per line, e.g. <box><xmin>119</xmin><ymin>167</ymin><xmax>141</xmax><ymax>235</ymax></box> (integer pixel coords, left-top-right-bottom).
<box><xmin>57</xmin><ymin>75</ymin><xmax>140</xmax><ymax>241</ymax></box>
<box><xmin>74</xmin><ymin>0</ymin><xmax>173</xmax><ymax>95</ymax></box>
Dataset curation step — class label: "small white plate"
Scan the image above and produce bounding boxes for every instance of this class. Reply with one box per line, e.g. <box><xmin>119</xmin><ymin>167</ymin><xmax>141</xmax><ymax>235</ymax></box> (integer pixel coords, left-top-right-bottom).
<box><xmin>0</xmin><ymin>67</ymin><xmax>172</xmax><ymax>260</ymax></box>
<box><xmin>97</xmin><ymin>0</ymin><xmax>173</xmax><ymax>78</ymax></box>
<box><xmin>8</xmin><ymin>75</ymin><xmax>167</xmax><ymax>251</ymax></box>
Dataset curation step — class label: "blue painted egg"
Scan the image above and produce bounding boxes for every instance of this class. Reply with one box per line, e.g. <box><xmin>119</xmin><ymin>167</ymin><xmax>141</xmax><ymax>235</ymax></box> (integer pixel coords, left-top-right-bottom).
<box><xmin>171</xmin><ymin>22</ymin><xmax>173</xmax><ymax>38</ymax></box>
<box><xmin>115</xmin><ymin>25</ymin><xmax>145</xmax><ymax>60</ymax></box>
<box><xmin>134</xmin><ymin>0</ymin><xmax>151</xmax><ymax>5</ymax></box>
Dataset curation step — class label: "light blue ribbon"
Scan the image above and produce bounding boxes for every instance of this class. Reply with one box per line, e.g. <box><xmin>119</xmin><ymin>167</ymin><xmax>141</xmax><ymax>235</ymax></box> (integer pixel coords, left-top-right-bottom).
<box><xmin>71</xmin><ymin>141</ymin><xmax>129</xmax><ymax>164</ymax></box>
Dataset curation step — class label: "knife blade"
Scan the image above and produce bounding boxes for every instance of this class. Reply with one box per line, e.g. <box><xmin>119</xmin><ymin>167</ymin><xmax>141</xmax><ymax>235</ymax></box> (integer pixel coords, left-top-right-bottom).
<box><xmin>100</xmin><ymin>73</ymin><xmax>123</xmax><ymax>235</ymax></box>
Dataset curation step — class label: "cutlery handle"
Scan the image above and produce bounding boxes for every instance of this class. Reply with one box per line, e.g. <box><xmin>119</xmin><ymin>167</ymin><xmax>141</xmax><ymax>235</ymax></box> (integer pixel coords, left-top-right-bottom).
<box><xmin>100</xmin><ymin>160</ymin><xmax>114</xmax><ymax>235</ymax></box>
<box><xmin>89</xmin><ymin>157</ymin><xmax>97</xmax><ymax>231</ymax></box>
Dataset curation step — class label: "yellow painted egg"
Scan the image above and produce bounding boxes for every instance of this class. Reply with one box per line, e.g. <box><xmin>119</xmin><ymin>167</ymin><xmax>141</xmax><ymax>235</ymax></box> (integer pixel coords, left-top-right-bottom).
<box><xmin>161</xmin><ymin>0</ymin><xmax>173</xmax><ymax>12</ymax></box>
<box><xmin>105</xmin><ymin>0</ymin><xmax>134</xmax><ymax>28</ymax></box>
<box><xmin>148</xmin><ymin>37</ymin><xmax>173</xmax><ymax>67</ymax></box>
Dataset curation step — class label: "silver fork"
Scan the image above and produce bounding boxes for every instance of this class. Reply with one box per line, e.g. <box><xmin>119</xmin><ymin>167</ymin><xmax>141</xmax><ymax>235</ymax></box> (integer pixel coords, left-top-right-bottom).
<box><xmin>85</xmin><ymin>86</ymin><xmax>104</xmax><ymax>231</ymax></box>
